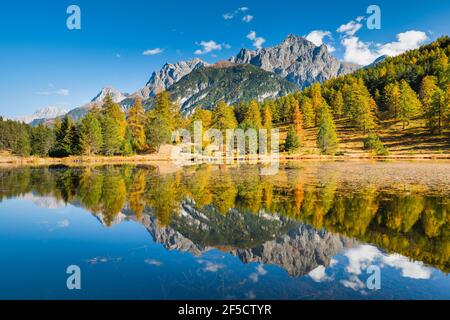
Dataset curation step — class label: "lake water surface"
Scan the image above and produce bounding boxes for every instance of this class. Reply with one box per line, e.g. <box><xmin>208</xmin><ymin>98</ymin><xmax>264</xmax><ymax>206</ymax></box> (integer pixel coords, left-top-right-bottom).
<box><xmin>0</xmin><ymin>162</ymin><xmax>449</xmax><ymax>300</ymax></box>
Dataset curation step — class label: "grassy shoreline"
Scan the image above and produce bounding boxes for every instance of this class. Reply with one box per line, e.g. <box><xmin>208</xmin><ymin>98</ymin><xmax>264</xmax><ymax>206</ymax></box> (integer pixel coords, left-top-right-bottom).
<box><xmin>1</xmin><ymin>152</ymin><xmax>450</xmax><ymax>166</ymax></box>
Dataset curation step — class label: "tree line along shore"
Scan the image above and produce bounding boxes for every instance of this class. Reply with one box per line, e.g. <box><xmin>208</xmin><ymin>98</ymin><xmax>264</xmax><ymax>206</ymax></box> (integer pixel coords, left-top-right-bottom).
<box><xmin>1</xmin><ymin>37</ymin><xmax>449</xmax><ymax>162</ymax></box>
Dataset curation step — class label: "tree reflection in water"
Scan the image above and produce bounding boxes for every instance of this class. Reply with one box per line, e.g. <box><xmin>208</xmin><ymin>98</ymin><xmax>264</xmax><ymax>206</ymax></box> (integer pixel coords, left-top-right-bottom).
<box><xmin>0</xmin><ymin>162</ymin><xmax>448</xmax><ymax>274</ymax></box>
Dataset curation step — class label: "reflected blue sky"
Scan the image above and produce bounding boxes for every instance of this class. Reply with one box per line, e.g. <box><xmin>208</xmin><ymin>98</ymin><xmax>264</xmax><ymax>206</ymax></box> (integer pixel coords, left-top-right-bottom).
<box><xmin>0</xmin><ymin>196</ymin><xmax>448</xmax><ymax>300</ymax></box>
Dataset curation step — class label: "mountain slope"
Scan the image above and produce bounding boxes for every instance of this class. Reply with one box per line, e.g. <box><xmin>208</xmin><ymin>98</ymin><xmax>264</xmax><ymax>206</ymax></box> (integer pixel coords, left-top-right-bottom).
<box><xmin>129</xmin><ymin>58</ymin><xmax>209</xmax><ymax>101</ymax></box>
<box><xmin>231</xmin><ymin>34</ymin><xmax>359</xmax><ymax>88</ymax></box>
<box><xmin>160</xmin><ymin>63</ymin><xmax>299</xmax><ymax>114</ymax></box>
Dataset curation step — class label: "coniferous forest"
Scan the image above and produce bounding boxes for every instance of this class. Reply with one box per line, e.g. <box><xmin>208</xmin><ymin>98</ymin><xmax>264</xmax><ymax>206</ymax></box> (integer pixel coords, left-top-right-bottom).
<box><xmin>1</xmin><ymin>37</ymin><xmax>449</xmax><ymax>158</ymax></box>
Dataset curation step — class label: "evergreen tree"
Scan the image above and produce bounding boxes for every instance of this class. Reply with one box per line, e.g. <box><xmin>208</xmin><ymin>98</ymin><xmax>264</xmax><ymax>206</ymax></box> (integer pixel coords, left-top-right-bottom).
<box><xmin>420</xmin><ymin>76</ymin><xmax>443</xmax><ymax>133</ymax></box>
<box><xmin>211</xmin><ymin>101</ymin><xmax>238</xmax><ymax>132</ymax></box>
<box><xmin>52</xmin><ymin>115</ymin><xmax>75</xmax><ymax>157</ymax></box>
<box><xmin>445</xmin><ymin>84</ymin><xmax>450</xmax><ymax>128</ymax></box>
<box><xmin>398</xmin><ymin>80</ymin><xmax>422</xmax><ymax>129</ymax></box>
<box><xmin>146</xmin><ymin>113</ymin><xmax>171</xmax><ymax>152</ymax></box>
<box><xmin>153</xmin><ymin>91</ymin><xmax>182</xmax><ymax>132</ymax></box>
<box><xmin>190</xmin><ymin>108</ymin><xmax>212</xmax><ymax>131</ymax></box>
<box><xmin>101</xmin><ymin>95</ymin><xmax>127</xmax><ymax>155</ymax></box>
<box><xmin>241</xmin><ymin>100</ymin><xmax>262</xmax><ymax>130</ymax></box>
<box><xmin>127</xmin><ymin>98</ymin><xmax>147</xmax><ymax>152</ymax></box>
<box><xmin>31</xmin><ymin>125</ymin><xmax>55</xmax><ymax>156</ymax></box>
<box><xmin>16</xmin><ymin>130</ymin><xmax>31</xmax><ymax>157</ymax></box>
<box><xmin>284</xmin><ymin>126</ymin><xmax>301</xmax><ymax>154</ymax></box>
<box><xmin>263</xmin><ymin>100</ymin><xmax>279</xmax><ymax>124</ymax></box>
<box><xmin>348</xmin><ymin>80</ymin><xmax>377</xmax><ymax>134</ymax></box>
<box><xmin>101</xmin><ymin>116</ymin><xmax>121</xmax><ymax>155</ymax></box>
<box><xmin>317</xmin><ymin>104</ymin><xmax>338</xmax><ymax>155</ymax></box>
<box><xmin>300</xmin><ymin>96</ymin><xmax>315</xmax><ymax>128</ymax></box>
<box><xmin>384</xmin><ymin>82</ymin><xmax>401</xmax><ymax>118</ymax></box>
<box><xmin>431</xmin><ymin>88</ymin><xmax>446</xmax><ymax>133</ymax></box>
<box><xmin>233</xmin><ymin>102</ymin><xmax>248</xmax><ymax>124</ymax></box>
<box><xmin>311</xmin><ymin>83</ymin><xmax>324</xmax><ymax>126</ymax></box>
<box><xmin>122</xmin><ymin>127</ymin><xmax>134</xmax><ymax>156</ymax></box>
<box><xmin>292</xmin><ymin>99</ymin><xmax>303</xmax><ymax>137</ymax></box>
<box><xmin>331</xmin><ymin>90</ymin><xmax>345</xmax><ymax>119</ymax></box>
<box><xmin>78</xmin><ymin>113</ymin><xmax>103</xmax><ymax>155</ymax></box>
<box><xmin>262</xmin><ymin>104</ymin><xmax>273</xmax><ymax>132</ymax></box>
<box><xmin>101</xmin><ymin>95</ymin><xmax>127</xmax><ymax>139</ymax></box>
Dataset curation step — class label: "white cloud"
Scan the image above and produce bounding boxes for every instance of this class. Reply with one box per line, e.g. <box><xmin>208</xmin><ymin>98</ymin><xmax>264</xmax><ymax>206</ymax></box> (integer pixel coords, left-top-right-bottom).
<box><xmin>247</xmin><ymin>31</ymin><xmax>266</xmax><ymax>49</ymax></box>
<box><xmin>306</xmin><ymin>30</ymin><xmax>331</xmax><ymax>46</ymax></box>
<box><xmin>57</xmin><ymin>219</ymin><xmax>70</xmax><ymax>228</ymax></box>
<box><xmin>305</xmin><ymin>30</ymin><xmax>335</xmax><ymax>52</ymax></box>
<box><xmin>341</xmin><ymin>275</ymin><xmax>366</xmax><ymax>291</ymax></box>
<box><xmin>143</xmin><ymin>48</ymin><xmax>164</xmax><ymax>56</ymax></box>
<box><xmin>337</xmin><ymin>19</ymin><xmax>363</xmax><ymax>37</ymax></box>
<box><xmin>223</xmin><ymin>13</ymin><xmax>234</xmax><ymax>20</ymax></box>
<box><xmin>341</xmin><ymin>245</ymin><xmax>432</xmax><ymax>292</ymax></box>
<box><xmin>56</xmin><ymin>89</ymin><xmax>69</xmax><ymax>96</ymax></box>
<box><xmin>197</xmin><ymin>259</ymin><xmax>226</xmax><ymax>272</ymax></box>
<box><xmin>86</xmin><ymin>256</ymin><xmax>122</xmax><ymax>265</ymax></box>
<box><xmin>37</xmin><ymin>87</ymin><xmax>70</xmax><ymax>96</ymax></box>
<box><xmin>249</xmin><ymin>264</ymin><xmax>268</xmax><ymax>283</ymax></box>
<box><xmin>341</xmin><ymin>30</ymin><xmax>428</xmax><ymax>65</ymax></box>
<box><xmin>144</xmin><ymin>259</ymin><xmax>163</xmax><ymax>267</ymax></box>
<box><xmin>203</xmin><ymin>262</ymin><xmax>225</xmax><ymax>272</ymax></box>
<box><xmin>245</xmin><ymin>291</ymin><xmax>256</xmax><ymax>300</ymax></box>
<box><xmin>382</xmin><ymin>254</ymin><xmax>431</xmax><ymax>280</ymax></box>
<box><xmin>341</xmin><ymin>36</ymin><xmax>378</xmax><ymax>65</ymax></box>
<box><xmin>377</xmin><ymin>30</ymin><xmax>428</xmax><ymax>57</ymax></box>
<box><xmin>326</xmin><ymin>45</ymin><xmax>336</xmax><ymax>53</ymax></box>
<box><xmin>223</xmin><ymin>7</ymin><xmax>251</xmax><ymax>21</ymax></box>
<box><xmin>194</xmin><ymin>40</ymin><xmax>226</xmax><ymax>55</ymax></box>
<box><xmin>309</xmin><ymin>265</ymin><xmax>334</xmax><ymax>283</ymax></box>
<box><xmin>345</xmin><ymin>245</ymin><xmax>381</xmax><ymax>275</ymax></box>
<box><xmin>242</xmin><ymin>15</ymin><xmax>253</xmax><ymax>23</ymax></box>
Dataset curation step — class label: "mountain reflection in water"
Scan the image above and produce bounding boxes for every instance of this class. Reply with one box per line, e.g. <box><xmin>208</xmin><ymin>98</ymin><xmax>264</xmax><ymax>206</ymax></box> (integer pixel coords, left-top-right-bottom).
<box><xmin>0</xmin><ymin>162</ymin><xmax>449</xmax><ymax>299</ymax></box>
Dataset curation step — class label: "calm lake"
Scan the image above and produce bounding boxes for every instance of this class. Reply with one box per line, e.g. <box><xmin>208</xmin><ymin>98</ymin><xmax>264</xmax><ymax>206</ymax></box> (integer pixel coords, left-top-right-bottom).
<box><xmin>0</xmin><ymin>161</ymin><xmax>449</xmax><ymax>300</ymax></box>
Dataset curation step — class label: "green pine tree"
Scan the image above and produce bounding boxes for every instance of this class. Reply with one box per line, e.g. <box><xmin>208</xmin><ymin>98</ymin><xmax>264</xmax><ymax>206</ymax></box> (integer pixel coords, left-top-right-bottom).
<box><xmin>212</xmin><ymin>101</ymin><xmax>238</xmax><ymax>132</ymax></box>
<box><xmin>284</xmin><ymin>126</ymin><xmax>301</xmax><ymax>154</ymax></box>
<box><xmin>398</xmin><ymin>80</ymin><xmax>422</xmax><ymax>129</ymax></box>
<box><xmin>317</xmin><ymin>104</ymin><xmax>338</xmax><ymax>155</ymax></box>
<box><xmin>127</xmin><ymin>98</ymin><xmax>147</xmax><ymax>153</ymax></box>
<box><xmin>78</xmin><ymin>113</ymin><xmax>103</xmax><ymax>155</ymax></box>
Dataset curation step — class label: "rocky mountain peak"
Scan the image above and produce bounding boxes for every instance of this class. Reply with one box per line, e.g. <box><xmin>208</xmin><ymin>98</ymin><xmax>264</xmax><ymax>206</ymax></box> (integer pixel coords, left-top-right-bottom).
<box><xmin>131</xmin><ymin>58</ymin><xmax>210</xmax><ymax>100</ymax></box>
<box><xmin>282</xmin><ymin>34</ymin><xmax>313</xmax><ymax>46</ymax></box>
<box><xmin>91</xmin><ymin>87</ymin><xmax>128</xmax><ymax>104</ymax></box>
<box><xmin>231</xmin><ymin>33</ymin><xmax>359</xmax><ymax>88</ymax></box>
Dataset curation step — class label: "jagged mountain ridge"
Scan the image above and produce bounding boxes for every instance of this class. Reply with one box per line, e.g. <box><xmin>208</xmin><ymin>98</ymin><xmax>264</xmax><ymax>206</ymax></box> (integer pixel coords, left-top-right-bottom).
<box><xmin>130</xmin><ymin>58</ymin><xmax>210</xmax><ymax>101</ymax></box>
<box><xmin>135</xmin><ymin>201</ymin><xmax>355</xmax><ymax>277</ymax></box>
<box><xmin>230</xmin><ymin>34</ymin><xmax>359</xmax><ymax>88</ymax></box>
<box><xmin>26</xmin><ymin>34</ymin><xmax>360</xmax><ymax>124</ymax></box>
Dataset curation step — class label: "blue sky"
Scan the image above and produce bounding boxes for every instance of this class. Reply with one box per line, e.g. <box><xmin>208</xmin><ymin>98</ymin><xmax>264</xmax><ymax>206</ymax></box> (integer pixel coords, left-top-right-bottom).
<box><xmin>0</xmin><ymin>0</ymin><xmax>449</xmax><ymax>118</ymax></box>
